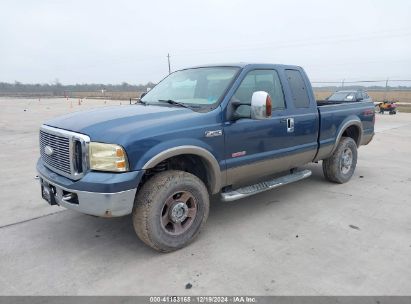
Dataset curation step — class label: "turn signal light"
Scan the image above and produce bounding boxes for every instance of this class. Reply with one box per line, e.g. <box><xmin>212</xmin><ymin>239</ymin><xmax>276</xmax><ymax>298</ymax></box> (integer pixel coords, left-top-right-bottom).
<box><xmin>266</xmin><ymin>95</ymin><xmax>272</xmax><ymax>117</ymax></box>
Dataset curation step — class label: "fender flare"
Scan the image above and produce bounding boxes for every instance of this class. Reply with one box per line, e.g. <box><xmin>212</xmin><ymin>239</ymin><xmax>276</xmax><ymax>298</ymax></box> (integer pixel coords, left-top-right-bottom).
<box><xmin>142</xmin><ymin>145</ymin><xmax>222</xmax><ymax>194</ymax></box>
<box><xmin>331</xmin><ymin>118</ymin><xmax>363</xmax><ymax>154</ymax></box>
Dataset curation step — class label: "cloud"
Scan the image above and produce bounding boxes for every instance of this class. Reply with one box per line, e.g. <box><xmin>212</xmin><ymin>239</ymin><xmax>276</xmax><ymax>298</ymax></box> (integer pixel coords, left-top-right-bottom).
<box><xmin>1</xmin><ymin>0</ymin><xmax>410</xmax><ymax>84</ymax></box>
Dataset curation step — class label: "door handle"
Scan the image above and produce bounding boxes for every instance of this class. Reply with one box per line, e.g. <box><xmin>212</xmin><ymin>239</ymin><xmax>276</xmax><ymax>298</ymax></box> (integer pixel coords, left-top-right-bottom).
<box><xmin>287</xmin><ymin>118</ymin><xmax>294</xmax><ymax>133</ymax></box>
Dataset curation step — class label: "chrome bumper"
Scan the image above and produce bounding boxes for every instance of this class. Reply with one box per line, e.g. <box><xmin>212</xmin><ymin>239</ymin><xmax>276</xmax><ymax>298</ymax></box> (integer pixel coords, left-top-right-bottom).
<box><xmin>38</xmin><ymin>172</ymin><xmax>137</xmax><ymax>217</ymax></box>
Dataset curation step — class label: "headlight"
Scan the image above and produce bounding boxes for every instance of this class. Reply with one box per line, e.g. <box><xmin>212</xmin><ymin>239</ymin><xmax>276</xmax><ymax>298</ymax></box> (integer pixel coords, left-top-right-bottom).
<box><xmin>89</xmin><ymin>142</ymin><xmax>129</xmax><ymax>172</ymax></box>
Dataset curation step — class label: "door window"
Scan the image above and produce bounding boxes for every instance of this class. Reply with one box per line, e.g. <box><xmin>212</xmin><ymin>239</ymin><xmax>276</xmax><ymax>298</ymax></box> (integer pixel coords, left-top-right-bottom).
<box><xmin>233</xmin><ymin>69</ymin><xmax>285</xmax><ymax>110</ymax></box>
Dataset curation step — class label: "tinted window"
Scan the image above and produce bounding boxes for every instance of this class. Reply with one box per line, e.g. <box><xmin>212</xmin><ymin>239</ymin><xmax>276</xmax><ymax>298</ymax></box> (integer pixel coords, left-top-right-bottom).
<box><xmin>233</xmin><ymin>69</ymin><xmax>285</xmax><ymax>109</ymax></box>
<box><xmin>285</xmin><ymin>69</ymin><xmax>310</xmax><ymax>108</ymax></box>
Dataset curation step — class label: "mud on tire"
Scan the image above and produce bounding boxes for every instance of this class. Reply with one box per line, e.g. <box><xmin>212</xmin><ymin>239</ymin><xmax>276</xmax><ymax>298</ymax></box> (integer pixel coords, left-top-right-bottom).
<box><xmin>322</xmin><ymin>137</ymin><xmax>358</xmax><ymax>184</ymax></box>
<box><xmin>132</xmin><ymin>170</ymin><xmax>209</xmax><ymax>252</ymax></box>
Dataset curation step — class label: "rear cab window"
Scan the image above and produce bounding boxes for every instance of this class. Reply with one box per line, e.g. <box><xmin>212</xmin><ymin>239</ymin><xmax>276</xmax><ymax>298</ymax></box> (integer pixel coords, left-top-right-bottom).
<box><xmin>285</xmin><ymin>69</ymin><xmax>310</xmax><ymax>108</ymax></box>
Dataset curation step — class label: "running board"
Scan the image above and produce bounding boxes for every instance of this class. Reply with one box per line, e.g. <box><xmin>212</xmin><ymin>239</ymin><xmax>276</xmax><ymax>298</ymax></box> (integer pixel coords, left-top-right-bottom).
<box><xmin>221</xmin><ymin>169</ymin><xmax>312</xmax><ymax>202</ymax></box>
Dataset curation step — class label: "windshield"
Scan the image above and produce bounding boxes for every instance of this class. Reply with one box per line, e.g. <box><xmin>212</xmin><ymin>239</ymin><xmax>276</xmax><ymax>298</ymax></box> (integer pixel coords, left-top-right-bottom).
<box><xmin>328</xmin><ymin>92</ymin><xmax>356</xmax><ymax>101</ymax></box>
<box><xmin>141</xmin><ymin>67</ymin><xmax>240</xmax><ymax>107</ymax></box>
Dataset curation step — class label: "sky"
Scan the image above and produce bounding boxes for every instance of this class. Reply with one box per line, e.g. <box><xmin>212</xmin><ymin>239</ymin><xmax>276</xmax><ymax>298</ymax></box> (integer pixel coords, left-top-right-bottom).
<box><xmin>1</xmin><ymin>0</ymin><xmax>411</xmax><ymax>85</ymax></box>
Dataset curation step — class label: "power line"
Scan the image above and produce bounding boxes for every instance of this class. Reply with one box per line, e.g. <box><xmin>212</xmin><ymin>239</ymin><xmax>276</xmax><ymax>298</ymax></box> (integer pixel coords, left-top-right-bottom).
<box><xmin>170</xmin><ymin>30</ymin><xmax>411</xmax><ymax>57</ymax></box>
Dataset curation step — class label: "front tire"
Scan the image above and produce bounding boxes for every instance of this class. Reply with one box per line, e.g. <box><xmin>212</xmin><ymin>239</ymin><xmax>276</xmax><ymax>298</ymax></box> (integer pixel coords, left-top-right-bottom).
<box><xmin>322</xmin><ymin>137</ymin><xmax>358</xmax><ymax>184</ymax></box>
<box><xmin>132</xmin><ymin>170</ymin><xmax>209</xmax><ymax>252</ymax></box>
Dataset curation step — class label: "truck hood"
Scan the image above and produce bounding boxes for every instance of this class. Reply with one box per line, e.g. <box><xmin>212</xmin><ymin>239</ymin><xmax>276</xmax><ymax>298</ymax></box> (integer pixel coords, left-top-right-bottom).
<box><xmin>44</xmin><ymin>104</ymin><xmax>198</xmax><ymax>143</ymax></box>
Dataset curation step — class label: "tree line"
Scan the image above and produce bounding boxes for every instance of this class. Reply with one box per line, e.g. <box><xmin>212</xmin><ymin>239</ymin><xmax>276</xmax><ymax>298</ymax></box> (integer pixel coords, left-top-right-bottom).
<box><xmin>0</xmin><ymin>81</ymin><xmax>156</xmax><ymax>94</ymax></box>
<box><xmin>1</xmin><ymin>81</ymin><xmax>410</xmax><ymax>95</ymax></box>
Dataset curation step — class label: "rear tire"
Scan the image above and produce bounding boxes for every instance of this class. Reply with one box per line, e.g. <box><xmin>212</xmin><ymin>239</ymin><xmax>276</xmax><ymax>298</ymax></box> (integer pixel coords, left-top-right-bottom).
<box><xmin>322</xmin><ymin>137</ymin><xmax>358</xmax><ymax>184</ymax></box>
<box><xmin>132</xmin><ymin>170</ymin><xmax>209</xmax><ymax>252</ymax></box>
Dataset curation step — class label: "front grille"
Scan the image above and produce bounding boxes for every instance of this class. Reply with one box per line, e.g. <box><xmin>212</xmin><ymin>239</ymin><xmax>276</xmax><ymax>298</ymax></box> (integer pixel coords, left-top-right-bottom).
<box><xmin>40</xmin><ymin>130</ymin><xmax>71</xmax><ymax>174</ymax></box>
<box><xmin>39</xmin><ymin>126</ymin><xmax>90</xmax><ymax>180</ymax></box>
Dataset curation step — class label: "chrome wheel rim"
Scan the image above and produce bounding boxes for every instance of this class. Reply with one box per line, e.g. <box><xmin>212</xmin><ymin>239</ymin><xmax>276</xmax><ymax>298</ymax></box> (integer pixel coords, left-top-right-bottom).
<box><xmin>341</xmin><ymin>148</ymin><xmax>353</xmax><ymax>174</ymax></box>
<box><xmin>160</xmin><ymin>191</ymin><xmax>197</xmax><ymax>235</ymax></box>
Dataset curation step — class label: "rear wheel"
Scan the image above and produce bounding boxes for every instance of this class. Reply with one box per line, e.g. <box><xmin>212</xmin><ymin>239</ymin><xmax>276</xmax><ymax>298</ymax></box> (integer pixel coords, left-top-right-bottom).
<box><xmin>322</xmin><ymin>137</ymin><xmax>358</xmax><ymax>184</ymax></box>
<box><xmin>132</xmin><ymin>170</ymin><xmax>209</xmax><ymax>252</ymax></box>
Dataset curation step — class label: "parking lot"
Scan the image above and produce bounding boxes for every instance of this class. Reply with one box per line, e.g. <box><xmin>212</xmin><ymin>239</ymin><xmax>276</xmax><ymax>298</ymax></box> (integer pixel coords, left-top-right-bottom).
<box><xmin>0</xmin><ymin>97</ymin><xmax>410</xmax><ymax>295</ymax></box>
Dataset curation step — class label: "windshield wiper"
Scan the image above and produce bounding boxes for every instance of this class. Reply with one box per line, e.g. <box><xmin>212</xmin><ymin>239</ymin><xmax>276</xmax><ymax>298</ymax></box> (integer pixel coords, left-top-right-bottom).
<box><xmin>158</xmin><ymin>99</ymin><xmax>191</xmax><ymax>109</ymax></box>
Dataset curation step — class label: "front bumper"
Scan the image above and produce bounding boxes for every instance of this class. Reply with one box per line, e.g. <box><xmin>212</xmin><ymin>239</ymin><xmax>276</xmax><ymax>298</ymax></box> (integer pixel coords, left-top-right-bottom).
<box><xmin>37</xmin><ymin>159</ymin><xmax>143</xmax><ymax>217</ymax></box>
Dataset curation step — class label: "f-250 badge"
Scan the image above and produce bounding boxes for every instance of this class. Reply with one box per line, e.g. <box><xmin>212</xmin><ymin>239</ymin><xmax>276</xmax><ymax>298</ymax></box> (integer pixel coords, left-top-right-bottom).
<box><xmin>232</xmin><ymin>151</ymin><xmax>246</xmax><ymax>158</ymax></box>
<box><xmin>205</xmin><ymin>130</ymin><xmax>223</xmax><ymax>137</ymax></box>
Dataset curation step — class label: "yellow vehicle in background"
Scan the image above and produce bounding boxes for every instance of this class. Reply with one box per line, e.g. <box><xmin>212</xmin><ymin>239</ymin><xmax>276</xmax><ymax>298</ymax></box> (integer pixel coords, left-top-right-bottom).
<box><xmin>376</xmin><ymin>100</ymin><xmax>397</xmax><ymax>115</ymax></box>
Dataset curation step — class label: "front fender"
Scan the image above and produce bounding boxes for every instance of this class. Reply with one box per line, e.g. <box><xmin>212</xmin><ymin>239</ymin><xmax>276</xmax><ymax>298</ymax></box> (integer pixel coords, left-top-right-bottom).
<box><xmin>134</xmin><ymin>139</ymin><xmax>222</xmax><ymax>194</ymax></box>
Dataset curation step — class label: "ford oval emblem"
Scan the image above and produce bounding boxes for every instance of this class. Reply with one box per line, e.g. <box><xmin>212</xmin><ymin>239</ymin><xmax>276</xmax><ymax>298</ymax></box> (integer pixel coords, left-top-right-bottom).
<box><xmin>44</xmin><ymin>145</ymin><xmax>54</xmax><ymax>156</ymax></box>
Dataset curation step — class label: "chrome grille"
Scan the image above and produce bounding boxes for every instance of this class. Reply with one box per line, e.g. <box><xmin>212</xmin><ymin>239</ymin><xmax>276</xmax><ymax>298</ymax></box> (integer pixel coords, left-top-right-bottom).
<box><xmin>39</xmin><ymin>125</ymin><xmax>90</xmax><ymax>180</ymax></box>
<box><xmin>40</xmin><ymin>130</ymin><xmax>71</xmax><ymax>174</ymax></box>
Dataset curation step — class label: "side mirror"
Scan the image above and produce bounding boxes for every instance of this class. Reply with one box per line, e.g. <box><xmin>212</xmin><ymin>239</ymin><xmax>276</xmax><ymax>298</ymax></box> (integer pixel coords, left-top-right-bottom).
<box><xmin>251</xmin><ymin>91</ymin><xmax>272</xmax><ymax>120</ymax></box>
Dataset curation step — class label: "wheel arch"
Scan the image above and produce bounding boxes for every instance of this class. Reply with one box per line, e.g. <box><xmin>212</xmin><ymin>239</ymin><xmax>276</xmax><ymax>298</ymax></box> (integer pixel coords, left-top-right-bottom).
<box><xmin>331</xmin><ymin>118</ymin><xmax>363</xmax><ymax>154</ymax></box>
<box><xmin>142</xmin><ymin>145</ymin><xmax>222</xmax><ymax>194</ymax></box>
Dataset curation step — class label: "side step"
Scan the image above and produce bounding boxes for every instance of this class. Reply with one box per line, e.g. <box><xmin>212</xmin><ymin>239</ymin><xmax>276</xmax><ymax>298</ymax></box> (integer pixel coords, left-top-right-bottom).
<box><xmin>221</xmin><ymin>169</ymin><xmax>312</xmax><ymax>202</ymax></box>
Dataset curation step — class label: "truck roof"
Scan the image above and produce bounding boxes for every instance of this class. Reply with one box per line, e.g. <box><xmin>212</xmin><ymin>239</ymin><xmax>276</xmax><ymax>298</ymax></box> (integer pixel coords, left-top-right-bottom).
<box><xmin>184</xmin><ymin>62</ymin><xmax>303</xmax><ymax>70</ymax></box>
<box><xmin>335</xmin><ymin>90</ymin><xmax>366</xmax><ymax>93</ymax></box>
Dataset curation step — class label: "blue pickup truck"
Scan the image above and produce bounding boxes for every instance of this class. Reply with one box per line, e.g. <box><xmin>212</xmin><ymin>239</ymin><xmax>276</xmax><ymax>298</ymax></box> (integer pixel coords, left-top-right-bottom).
<box><xmin>37</xmin><ymin>63</ymin><xmax>375</xmax><ymax>252</ymax></box>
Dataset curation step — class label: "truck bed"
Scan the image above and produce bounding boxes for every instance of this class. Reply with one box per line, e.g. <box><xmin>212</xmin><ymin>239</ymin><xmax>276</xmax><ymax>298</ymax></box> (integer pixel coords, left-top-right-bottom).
<box><xmin>314</xmin><ymin>100</ymin><xmax>375</xmax><ymax>161</ymax></box>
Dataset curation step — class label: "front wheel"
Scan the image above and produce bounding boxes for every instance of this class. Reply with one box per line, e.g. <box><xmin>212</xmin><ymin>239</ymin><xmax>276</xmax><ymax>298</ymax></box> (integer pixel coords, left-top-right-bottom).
<box><xmin>322</xmin><ymin>137</ymin><xmax>358</xmax><ymax>184</ymax></box>
<box><xmin>132</xmin><ymin>170</ymin><xmax>209</xmax><ymax>252</ymax></box>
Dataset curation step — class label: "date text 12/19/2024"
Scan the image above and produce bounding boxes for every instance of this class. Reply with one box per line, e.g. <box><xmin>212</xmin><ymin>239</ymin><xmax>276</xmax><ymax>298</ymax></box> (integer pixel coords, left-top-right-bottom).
<box><xmin>149</xmin><ymin>296</ymin><xmax>257</xmax><ymax>303</ymax></box>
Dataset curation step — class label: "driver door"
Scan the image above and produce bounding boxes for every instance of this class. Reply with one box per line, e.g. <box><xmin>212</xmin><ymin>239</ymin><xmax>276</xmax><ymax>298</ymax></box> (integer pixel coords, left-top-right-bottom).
<box><xmin>223</xmin><ymin>69</ymin><xmax>293</xmax><ymax>187</ymax></box>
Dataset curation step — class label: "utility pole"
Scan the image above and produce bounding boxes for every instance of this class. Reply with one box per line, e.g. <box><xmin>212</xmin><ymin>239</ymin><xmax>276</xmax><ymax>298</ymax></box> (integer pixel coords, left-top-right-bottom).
<box><xmin>341</xmin><ymin>79</ymin><xmax>345</xmax><ymax>88</ymax></box>
<box><xmin>384</xmin><ymin>77</ymin><xmax>389</xmax><ymax>101</ymax></box>
<box><xmin>167</xmin><ymin>53</ymin><xmax>171</xmax><ymax>74</ymax></box>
